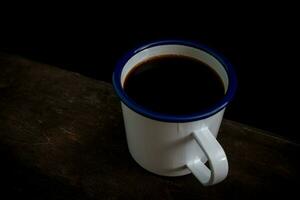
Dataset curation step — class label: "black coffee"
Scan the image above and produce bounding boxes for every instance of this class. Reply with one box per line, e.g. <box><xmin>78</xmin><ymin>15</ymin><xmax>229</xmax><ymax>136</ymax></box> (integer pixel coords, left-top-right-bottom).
<box><xmin>124</xmin><ymin>55</ymin><xmax>225</xmax><ymax>115</ymax></box>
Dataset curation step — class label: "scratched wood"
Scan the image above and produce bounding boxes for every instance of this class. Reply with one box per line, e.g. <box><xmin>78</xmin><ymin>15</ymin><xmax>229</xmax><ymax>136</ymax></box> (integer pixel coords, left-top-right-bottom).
<box><xmin>0</xmin><ymin>53</ymin><xmax>299</xmax><ymax>200</ymax></box>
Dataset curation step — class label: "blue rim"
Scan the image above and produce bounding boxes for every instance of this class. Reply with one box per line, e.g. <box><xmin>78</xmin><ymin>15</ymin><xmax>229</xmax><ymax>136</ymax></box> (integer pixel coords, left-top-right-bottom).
<box><xmin>112</xmin><ymin>40</ymin><xmax>237</xmax><ymax>122</ymax></box>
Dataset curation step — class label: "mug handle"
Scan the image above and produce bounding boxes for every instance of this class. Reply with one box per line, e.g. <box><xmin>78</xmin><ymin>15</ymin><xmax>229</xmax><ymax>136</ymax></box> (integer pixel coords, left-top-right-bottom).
<box><xmin>187</xmin><ymin>126</ymin><xmax>228</xmax><ymax>186</ymax></box>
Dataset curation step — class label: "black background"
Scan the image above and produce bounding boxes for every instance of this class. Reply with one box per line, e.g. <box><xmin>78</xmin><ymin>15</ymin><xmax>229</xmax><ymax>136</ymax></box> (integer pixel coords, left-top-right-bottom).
<box><xmin>0</xmin><ymin>4</ymin><xmax>299</xmax><ymax>142</ymax></box>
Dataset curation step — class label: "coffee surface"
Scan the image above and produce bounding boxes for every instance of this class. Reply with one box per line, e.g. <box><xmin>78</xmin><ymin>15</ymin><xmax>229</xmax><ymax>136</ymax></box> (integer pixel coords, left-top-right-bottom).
<box><xmin>123</xmin><ymin>55</ymin><xmax>225</xmax><ymax>115</ymax></box>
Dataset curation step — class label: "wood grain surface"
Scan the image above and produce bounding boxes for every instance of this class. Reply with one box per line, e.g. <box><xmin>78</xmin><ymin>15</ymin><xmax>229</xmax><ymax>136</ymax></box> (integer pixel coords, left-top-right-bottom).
<box><xmin>0</xmin><ymin>54</ymin><xmax>299</xmax><ymax>199</ymax></box>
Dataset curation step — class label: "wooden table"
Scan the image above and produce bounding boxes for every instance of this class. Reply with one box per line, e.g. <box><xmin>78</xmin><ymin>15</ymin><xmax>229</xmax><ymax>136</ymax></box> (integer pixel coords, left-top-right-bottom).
<box><xmin>0</xmin><ymin>53</ymin><xmax>299</xmax><ymax>199</ymax></box>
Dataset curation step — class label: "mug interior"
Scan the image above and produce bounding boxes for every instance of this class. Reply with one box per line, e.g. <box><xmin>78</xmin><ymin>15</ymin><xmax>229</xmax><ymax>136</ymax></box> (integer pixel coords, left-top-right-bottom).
<box><xmin>121</xmin><ymin>45</ymin><xmax>229</xmax><ymax>91</ymax></box>
<box><xmin>113</xmin><ymin>40</ymin><xmax>237</xmax><ymax>122</ymax></box>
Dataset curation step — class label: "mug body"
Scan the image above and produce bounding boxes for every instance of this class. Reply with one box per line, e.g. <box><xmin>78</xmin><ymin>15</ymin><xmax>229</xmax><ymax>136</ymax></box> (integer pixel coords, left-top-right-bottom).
<box><xmin>122</xmin><ymin>102</ymin><xmax>224</xmax><ymax>176</ymax></box>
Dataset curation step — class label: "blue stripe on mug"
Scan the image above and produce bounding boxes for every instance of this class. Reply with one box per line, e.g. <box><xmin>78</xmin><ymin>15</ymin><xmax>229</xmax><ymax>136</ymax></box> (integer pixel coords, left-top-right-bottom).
<box><xmin>112</xmin><ymin>40</ymin><xmax>237</xmax><ymax>122</ymax></box>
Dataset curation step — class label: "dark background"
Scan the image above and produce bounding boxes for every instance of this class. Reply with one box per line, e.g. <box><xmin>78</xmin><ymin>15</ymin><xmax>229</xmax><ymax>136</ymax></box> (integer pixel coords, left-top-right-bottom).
<box><xmin>0</xmin><ymin>5</ymin><xmax>299</xmax><ymax>142</ymax></box>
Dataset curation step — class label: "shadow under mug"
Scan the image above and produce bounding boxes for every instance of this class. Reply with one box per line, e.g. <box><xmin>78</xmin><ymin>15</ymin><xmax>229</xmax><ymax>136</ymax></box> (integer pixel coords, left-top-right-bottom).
<box><xmin>113</xmin><ymin>40</ymin><xmax>237</xmax><ymax>186</ymax></box>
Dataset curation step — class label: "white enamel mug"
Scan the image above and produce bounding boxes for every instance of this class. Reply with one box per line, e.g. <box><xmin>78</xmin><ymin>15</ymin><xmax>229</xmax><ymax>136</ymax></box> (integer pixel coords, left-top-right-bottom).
<box><xmin>113</xmin><ymin>40</ymin><xmax>237</xmax><ymax>186</ymax></box>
